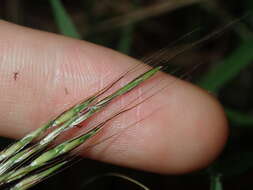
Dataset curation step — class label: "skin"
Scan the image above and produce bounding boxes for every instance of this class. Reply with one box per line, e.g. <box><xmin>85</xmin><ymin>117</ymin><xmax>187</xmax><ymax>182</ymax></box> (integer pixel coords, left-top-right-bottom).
<box><xmin>0</xmin><ymin>20</ymin><xmax>228</xmax><ymax>174</ymax></box>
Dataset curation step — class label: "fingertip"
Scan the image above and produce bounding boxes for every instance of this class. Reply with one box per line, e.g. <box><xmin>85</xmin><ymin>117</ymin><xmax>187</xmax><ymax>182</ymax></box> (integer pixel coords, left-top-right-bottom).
<box><xmin>157</xmin><ymin>83</ymin><xmax>229</xmax><ymax>174</ymax></box>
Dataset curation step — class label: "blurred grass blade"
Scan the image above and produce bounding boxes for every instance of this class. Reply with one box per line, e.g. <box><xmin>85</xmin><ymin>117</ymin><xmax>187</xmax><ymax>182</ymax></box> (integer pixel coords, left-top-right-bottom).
<box><xmin>82</xmin><ymin>172</ymin><xmax>150</xmax><ymax>190</ymax></box>
<box><xmin>210</xmin><ymin>173</ymin><xmax>223</xmax><ymax>190</ymax></box>
<box><xmin>198</xmin><ymin>40</ymin><xmax>253</xmax><ymax>92</ymax></box>
<box><xmin>91</xmin><ymin>0</ymin><xmax>201</xmax><ymax>34</ymax></box>
<box><xmin>117</xmin><ymin>3</ymin><xmax>137</xmax><ymax>55</ymax></box>
<box><xmin>10</xmin><ymin>161</ymin><xmax>67</xmax><ymax>190</ymax></box>
<box><xmin>226</xmin><ymin>108</ymin><xmax>253</xmax><ymax>126</ymax></box>
<box><xmin>211</xmin><ymin>151</ymin><xmax>253</xmax><ymax>177</ymax></box>
<box><xmin>117</xmin><ymin>24</ymin><xmax>134</xmax><ymax>55</ymax></box>
<box><xmin>49</xmin><ymin>0</ymin><xmax>81</xmax><ymax>39</ymax></box>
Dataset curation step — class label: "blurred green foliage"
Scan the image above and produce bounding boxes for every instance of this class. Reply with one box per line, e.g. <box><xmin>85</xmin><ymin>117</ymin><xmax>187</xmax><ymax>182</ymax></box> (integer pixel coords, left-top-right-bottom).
<box><xmin>49</xmin><ymin>0</ymin><xmax>81</xmax><ymax>39</ymax></box>
<box><xmin>198</xmin><ymin>40</ymin><xmax>253</xmax><ymax>93</ymax></box>
<box><xmin>210</xmin><ymin>173</ymin><xmax>223</xmax><ymax>190</ymax></box>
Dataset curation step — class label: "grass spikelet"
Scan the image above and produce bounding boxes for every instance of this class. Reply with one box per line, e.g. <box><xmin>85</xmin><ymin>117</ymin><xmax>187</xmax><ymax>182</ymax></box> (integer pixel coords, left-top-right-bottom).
<box><xmin>1</xmin><ymin>126</ymin><xmax>101</xmax><ymax>183</ymax></box>
<box><xmin>9</xmin><ymin>161</ymin><xmax>67</xmax><ymax>190</ymax></box>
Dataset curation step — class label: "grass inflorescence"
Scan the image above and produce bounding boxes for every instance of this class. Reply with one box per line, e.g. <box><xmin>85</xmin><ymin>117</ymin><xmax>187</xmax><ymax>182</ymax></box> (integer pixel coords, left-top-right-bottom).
<box><xmin>0</xmin><ymin>65</ymin><xmax>162</xmax><ymax>190</ymax></box>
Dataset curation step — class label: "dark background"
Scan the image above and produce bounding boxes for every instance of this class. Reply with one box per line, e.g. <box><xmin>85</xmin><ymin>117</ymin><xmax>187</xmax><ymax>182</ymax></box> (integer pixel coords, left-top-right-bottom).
<box><xmin>1</xmin><ymin>0</ymin><xmax>253</xmax><ymax>189</ymax></box>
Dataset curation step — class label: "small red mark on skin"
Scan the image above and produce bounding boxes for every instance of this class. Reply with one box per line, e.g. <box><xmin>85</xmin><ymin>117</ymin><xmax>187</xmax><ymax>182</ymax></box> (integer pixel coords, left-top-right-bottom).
<box><xmin>64</xmin><ymin>88</ymin><xmax>69</xmax><ymax>95</ymax></box>
<box><xmin>13</xmin><ymin>72</ymin><xmax>19</xmax><ymax>81</ymax></box>
<box><xmin>76</xmin><ymin>124</ymin><xmax>82</xmax><ymax>128</ymax></box>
